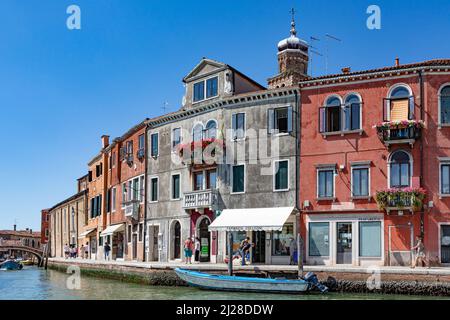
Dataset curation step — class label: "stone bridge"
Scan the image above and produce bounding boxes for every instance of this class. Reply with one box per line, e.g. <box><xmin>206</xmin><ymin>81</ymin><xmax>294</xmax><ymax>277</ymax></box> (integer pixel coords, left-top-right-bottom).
<box><xmin>0</xmin><ymin>240</ymin><xmax>44</xmax><ymax>266</ymax></box>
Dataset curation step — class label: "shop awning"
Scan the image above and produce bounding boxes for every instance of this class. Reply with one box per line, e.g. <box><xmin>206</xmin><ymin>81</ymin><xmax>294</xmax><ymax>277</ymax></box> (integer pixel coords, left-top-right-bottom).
<box><xmin>78</xmin><ymin>228</ymin><xmax>97</xmax><ymax>239</ymax></box>
<box><xmin>208</xmin><ymin>207</ymin><xmax>295</xmax><ymax>232</ymax></box>
<box><xmin>100</xmin><ymin>224</ymin><xmax>125</xmax><ymax>237</ymax></box>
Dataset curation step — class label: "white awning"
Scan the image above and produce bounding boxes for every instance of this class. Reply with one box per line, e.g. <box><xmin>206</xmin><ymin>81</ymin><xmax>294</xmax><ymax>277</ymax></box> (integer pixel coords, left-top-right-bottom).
<box><xmin>100</xmin><ymin>224</ymin><xmax>125</xmax><ymax>237</ymax></box>
<box><xmin>209</xmin><ymin>207</ymin><xmax>295</xmax><ymax>232</ymax></box>
<box><xmin>78</xmin><ymin>228</ymin><xmax>97</xmax><ymax>239</ymax></box>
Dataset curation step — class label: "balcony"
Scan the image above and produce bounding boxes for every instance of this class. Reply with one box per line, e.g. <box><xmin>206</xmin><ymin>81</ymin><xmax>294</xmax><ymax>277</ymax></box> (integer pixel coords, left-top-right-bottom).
<box><xmin>375</xmin><ymin>188</ymin><xmax>426</xmax><ymax>214</ymax></box>
<box><xmin>183</xmin><ymin>189</ymin><xmax>218</xmax><ymax>210</ymax></box>
<box><xmin>124</xmin><ymin>200</ymin><xmax>140</xmax><ymax>220</ymax></box>
<box><xmin>374</xmin><ymin>120</ymin><xmax>424</xmax><ymax>147</ymax></box>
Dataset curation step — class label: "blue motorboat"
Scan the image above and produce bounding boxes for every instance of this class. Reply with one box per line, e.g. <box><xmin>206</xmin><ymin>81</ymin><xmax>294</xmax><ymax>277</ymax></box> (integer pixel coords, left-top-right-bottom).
<box><xmin>0</xmin><ymin>260</ymin><xmax>23</xmax><ymax>271</ymax></box>
<box><xmin>175</xmin><ymin>268</ymin><xmax>328</xmax><ymax>294</ymax></box>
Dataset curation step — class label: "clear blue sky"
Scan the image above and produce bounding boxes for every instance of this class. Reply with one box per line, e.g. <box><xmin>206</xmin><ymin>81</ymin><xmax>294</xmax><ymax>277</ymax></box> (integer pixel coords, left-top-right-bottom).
<box><xmin>0</xmin><ymin>0</ymin><xmax>449</xmax><ymax>230</ymax></box>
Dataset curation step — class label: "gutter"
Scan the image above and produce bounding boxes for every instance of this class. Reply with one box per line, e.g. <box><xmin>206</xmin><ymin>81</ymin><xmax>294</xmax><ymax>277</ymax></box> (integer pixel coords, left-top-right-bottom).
<box><xmin>419</xmin><ymin>70</ymin><xmax>425</xmax><ymax>239</ymax></box>
<box><xmin>142</xmin><ymin>123</ymin><xmax>149</xmax><ymax>261</ymax></box>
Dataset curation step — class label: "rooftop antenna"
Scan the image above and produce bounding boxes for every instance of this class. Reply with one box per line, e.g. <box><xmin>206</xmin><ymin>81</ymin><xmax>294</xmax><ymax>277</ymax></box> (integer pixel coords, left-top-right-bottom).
<box><xmin>325</xmin><ymin>33</ymin><xmax>342</xmax><ymax>74</ymax></box>
<box><xmin>162</xmin><ymin>101</ymin><xmax>169</xmax><ymax>114</ymax></box>
<box><xmin>309</xmin><ymin>36</ymin><xmax>321</xmax><ymax>77</ymax></box>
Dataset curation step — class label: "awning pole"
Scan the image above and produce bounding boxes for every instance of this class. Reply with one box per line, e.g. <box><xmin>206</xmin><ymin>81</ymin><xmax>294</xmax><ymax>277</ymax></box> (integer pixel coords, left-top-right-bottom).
<box><xmin>228</xmin><ymin>232</ymin><xmax>233</xmax><ymax>276</ymax></box>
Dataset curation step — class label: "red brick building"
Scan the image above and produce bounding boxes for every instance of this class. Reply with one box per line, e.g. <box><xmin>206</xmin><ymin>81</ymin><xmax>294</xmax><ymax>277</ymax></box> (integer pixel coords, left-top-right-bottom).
<box><xmin>299</xmin><ymin>59</ymin><xmax>450</xmax><ymax>266</ymax></box>
<box><xmin>40</xmin><ymin>209</ymin><xmax>50</xmax><ymax>244</ymax></box>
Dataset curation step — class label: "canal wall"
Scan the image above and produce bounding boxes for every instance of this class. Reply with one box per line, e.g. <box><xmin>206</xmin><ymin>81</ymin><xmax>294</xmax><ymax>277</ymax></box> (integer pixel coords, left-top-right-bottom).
<box><xmin>48</xmin><ymin>260</ymin><xmax>450</xmax><ymax>296</ymax></box>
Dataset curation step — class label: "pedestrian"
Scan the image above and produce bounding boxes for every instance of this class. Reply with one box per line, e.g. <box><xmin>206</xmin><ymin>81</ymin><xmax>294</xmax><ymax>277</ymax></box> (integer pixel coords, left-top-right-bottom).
<box><xmin>80</xmin><ymin>244</ymin><xmax>85</xmax><ymax>259</ymax></box>
<box><xmin>184</xmin><ymin>237</ymin><xmax>194</xmax><ymax>264</ymax></box>
<box><xmin>411</xmin><ymin>236</ymin><xmax>429</xmax><ymax>268</ymax></box>
<box><xmin>104</xmin><ymin>242</ymin><xmax>111</xmax><ymax>261</ymax></box>
<box><xmin>85</xmin><ymin>242</ymin><xmax>89</xmax><ymax>259</ymax></box>
<box><xmin>69</xmin><ymin>245</ymin><xmax>75</xmax><ymax>259</ymax></box>
<box><xmin>289</xmin><ymin>237</ymin><xmax>297</xmax><ymax>265</ymax></box>
<box><xmin>63</xmin><ymin>243</ymin><xmax>70</xmax><ymax>259</ymax></box>
<box><xmin>194</xmin><ymin>237</ymin><xmax>201</xmax><ymax>263</ymax></box>
<box><xmin>239</xmin><ymin>237</ymin><xmax>252</xmax><ymax>266</ymax></box>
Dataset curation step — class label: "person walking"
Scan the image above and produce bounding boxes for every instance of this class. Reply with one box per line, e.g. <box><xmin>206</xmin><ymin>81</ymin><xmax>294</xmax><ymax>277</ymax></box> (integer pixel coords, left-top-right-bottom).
<box><xmin>194</xmin><ymin>237</ymin><xmax>201</xmax><ymax>263</ymax></box>
<box><xmin>411</xmin><ymin>236</ymin><xmax>429</xmax><ymax>268</ymax></box>
<box><xmin>63</xmin><ymin>243</ymin><xmax>70</xmax><ymax>259</ymax></box>
<box><xmin>184</xmin><ymin>237</ymin><xmax>194</xmax><ymax>264</ymax></box>
<box><xmin>84</xmin><ymin>242</ymin><xmax>90</xmax><ymax>259</ymax></box>
<box><xmin>80</xmin><ymin>244</ymin><xmax>85</xmax><ymax>259</ymax></box>
<box><xmin>239</xmin><ymin>237</ymin><xmax>252</xmax><ymax>266</ymax></box>
<box><xmin>289</xmin><ymin>237</ymin><xmax>297</xmax><ymax>265</ymax></box>
<box><xmin>104</xmin><ymin>242</ymin><xmax>111</xmax><ymax>261</ymax></box>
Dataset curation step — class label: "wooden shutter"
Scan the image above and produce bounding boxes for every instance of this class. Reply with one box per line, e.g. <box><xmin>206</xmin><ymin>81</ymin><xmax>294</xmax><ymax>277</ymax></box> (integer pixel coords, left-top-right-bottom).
<box><xmin>409</xmin><ymin>96</ymin><xmax>415</xmax><ymax>119</ymax></box>
<box><xmin>267</xmin><ymin>109</ymin><xmax>274</xmax><ymax>134</ymax></box>
<box><xmin>390</xmin><ymin>99</ymin><xmax>409</xmax><ymax>121</ymax></box>
<box><xmin>232</xmin><ymin>114</ymin><xmax>237</xmax><ymax>139</ymax></box>
<box><xmin>319</xmin><ymin>107</ymin><xmax>326</xmax><ymax>133</ymax></box>
<box><xmin>287</xmin><ymin>107</ymin><xmax>293</xmax><ymax>133</ymax></box>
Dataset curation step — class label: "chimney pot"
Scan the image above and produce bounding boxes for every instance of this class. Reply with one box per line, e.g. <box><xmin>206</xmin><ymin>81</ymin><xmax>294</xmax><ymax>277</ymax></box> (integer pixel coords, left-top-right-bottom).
<box><xmin>341</xmin><ymin>67</ymin><xmax>351</xmax><ymax>74</ymax></box>
<box><xmin>101</xmin><ymin>135</ymin><xmax>110</xmax><ymax>148</ymax></box>
<box><xmin>395</xmin><ymin>57</ymin><xmax>400</xmax><ymax>67</ymax></box>
<box><xmin>13</xmin><ymin>224</ymin><xmax>16</xmax><ymax>231</ymax></box>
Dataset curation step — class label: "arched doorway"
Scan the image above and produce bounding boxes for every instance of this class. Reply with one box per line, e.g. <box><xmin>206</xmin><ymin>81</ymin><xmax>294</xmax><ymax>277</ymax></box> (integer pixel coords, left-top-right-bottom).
<box><xmin>172</xmin><ymin>221</ymin><xmax>181</xmax><ymax>260</ymax></box>
<box><xmin>198</xmin><ymin>217</ymin><xmax>211</xmax><ymax>262</ymax></box>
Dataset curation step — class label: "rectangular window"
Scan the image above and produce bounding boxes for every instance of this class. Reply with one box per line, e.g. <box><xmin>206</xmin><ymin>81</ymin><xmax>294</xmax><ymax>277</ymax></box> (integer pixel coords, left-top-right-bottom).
<box><xmin>172</xmin><ymin>128</ymin><xmax>181</xmax><ymax>150</ymax></box>
<box><xmin>352</xmin><ymin>167</ymin><xmax>369</xmax><ymax>197</ymax></box>
<box><xmin>151</xmin><ymin>133</ymin><xmax>159</xmax><ymax>157</ymax></box>
<box><xmin>172</xmin><ymin>174</ymin><xmax>180</xmax><ymax>200</ymax></box>
<box><xmin>111</xmin><ymin>187</ymin><xmax>116</xmax><ymax>212</ymax></box>
<box><xmin>106</xmin><ymin>189</ymin><xmax>111</xmax><ymax>213</ymax></box>
<box><xmin>206</xmin><ymin>170</ymin><xmax>217</xmax><ymax>189</ymax></box>
<box><xmin>309</xmin><ymin>222</ymin><xmax>330</xmax><ymax>257</ymax></box>
<box><xmin>139</xmin><ymin>223</ymin><xmax>143</xmax><ymax>242</ymax></box>
<box><xmin>193</xmin><ymin>81</ymin><xmax>205</xmax><ymax>102</ymax></box>
<box><xmin>318</xmin><ymin>169</ymin><xmax>334</xmax><ymax>198</ymax></box>
<box><xmin>133</xmin><ymin>178</ymin><xmax>139</xmax><ymax>201</ymax></box>
<box><xmin>99</xmin><ymin>236</ymin><xmax>103</xmax><ymax>247</ymax></box>
<box><xmin>442</xmin><ymin>164</ymin><xmax>450</xmax><ymax>194</ymax></box>
<box><xmin>274</xmin><ymin>160</ymin><xmax>289</xmax><ymax>191</ymax></box>
<box><xmin>232</xmin><ymin>113</ymin><xmax>245</xmax><ymax>140</ymax></box>
<box><xmin>272</xmin><ymin>224</ymin><xmax>294</xmax><ymax>256</ymax></box>
<box><xmin>193</xmin><ymin>172</ymin><xmax>204</xmax><ymax>191</ymax></box>
<box><xmin>268</xmin><ymin>107</ymin><xmax>293</xmax><ymax>134</ymax></box>
<box><xmin>88</xmin><ymin>171</ymin><xmax>92</xmax><ymax>182</ymax></box>
<box><xmin>206</xmin><ymin>77</ymin><xmax>218</xmax><ymax>98</ymax></box>
<box><xmin>232</xmin><ymin>165</ymin><xmax>245</xmax><ymax>193</ymax></box>
<box><xmin>139</xmin><ymin>176</ymin><xmax>145</xmax><ymax>202</ymax></box>
<box><xmin>126</xmin><ymin>140</ymin><xmax>133</xmax><ymax>156</ymax></box>
<box><xmin>90</xmin><ymin>198</ymin><xmax>94</xmax><ymax>218</ymax></box>
<box><xmin>359</xmin><ymin>221</ymin><xmax>381</xmax><ymax>257</ymax></box>
<box><xmin>128</xmin><ymin>225</ymin><xmax>132</xmax><ymax>243</ymax></box>
<box><xmin>151</xmin><ymin>177</ymin><xmax>158</xmax><ymax>202</ymax></box>
<box><xmin>112</xmin><ymin>152</ymin><xmax>116</xmax><ymax>168</ymax></box>
<box><xmin>138</xmin><ymin>134</ymin><xmax>145</xmax><ymax>151</ymax></box>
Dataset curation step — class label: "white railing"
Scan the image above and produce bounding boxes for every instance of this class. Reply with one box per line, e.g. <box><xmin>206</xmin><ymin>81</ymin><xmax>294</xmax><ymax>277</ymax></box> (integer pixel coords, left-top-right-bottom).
<box><xmin>183</xmin><ymin>190</ymin><xmax>217</xmax><ymax>209</ymax></box>
<box><xmin>124</xmin><ymin>201</ymin><xmax>140</xmax><ymax>220</ymax></box>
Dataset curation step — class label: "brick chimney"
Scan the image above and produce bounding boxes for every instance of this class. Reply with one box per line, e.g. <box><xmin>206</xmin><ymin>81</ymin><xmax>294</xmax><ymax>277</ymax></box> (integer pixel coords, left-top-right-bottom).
<box><xmin>13</xmin><ymin>224</ymin><xmax>16</xmax><ymax>231</ymax></box>
<box><xmin>101</xmin><ymin>135</ymin><xmax>110</xmax><ymax>149</ymax></box>
<box><xmin>395</xmin><ymin>57</ymin><xmax>400</xmax><ymax>67</ymax></box>
<box><xmin>341</xmin><ymin>67</ymin><xmax>351</xmax><ymax>74</ymax></box>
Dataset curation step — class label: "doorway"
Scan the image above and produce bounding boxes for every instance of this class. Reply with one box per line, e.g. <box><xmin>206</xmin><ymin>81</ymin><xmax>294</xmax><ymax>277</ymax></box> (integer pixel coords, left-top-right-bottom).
<box><xmin>173</xmin><ymin>221</ymin><xmax>181</xmax><ymax>260</ymax></box>
<box><xmin>198</xmin><ymin>218</ymin><xmax>211</xmax><ymax>262</ymax></box>
<box><xmin>252</xmin><ymin>231</ymin><xmax>266</xmax><ymax>263</ymax></box>
<box><xmin>148</xmin><ymin>226</ymin><xmax>159</xmax><ymax>261</ymax></box>
<box><xmin>441</xmin><ymin>225</ymin><xmax>450</xmax><ymax>263</ymax></box>
<box><xmin>132</xmin><ymin>234</ymin><xmax>138</xmax><ymax>260</ymax></box>
<box><xmin>336</xmin><ymin>222</ymin><xmax>352</xmax><ymax>264</ymax></box>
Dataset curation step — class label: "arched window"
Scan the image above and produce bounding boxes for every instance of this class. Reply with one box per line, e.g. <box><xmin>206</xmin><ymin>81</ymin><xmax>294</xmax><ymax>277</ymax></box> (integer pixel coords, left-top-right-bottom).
<box><xmin>439</xmin><ymin>85</ymin><xmax>450</xmax><ymax>125</ymax></box>
<box><xmin>205</xmin><ymin>120</ymin><xmax>217</xmax><ymax>140</ymax></box>
<box><xmin>319</xmin><ymin>96</ymin><xmax>342</xmax><ymax>133</ymax></box>
<box><xmin>192</xmin><ymin>123</ymin><xmax>203</xmax><ymax>142</ymax></box>
<box><xmin>386</xmin><ymin>85</ymin><xmax>413</xmax><ymax>121</ymax></box>
<box><xmin>344</xmin><ymin>94</ymin><xmax>361</xmax><ymax>131</ymax></box>
<box><xmin>389</xmin><ymin>150</ymin><xmax>411</xmax><ymax>188</ymax></box>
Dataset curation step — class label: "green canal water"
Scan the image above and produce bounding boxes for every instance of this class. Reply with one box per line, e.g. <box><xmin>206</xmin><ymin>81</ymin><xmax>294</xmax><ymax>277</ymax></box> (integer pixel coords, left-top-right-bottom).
<box><xmin>0</xmin><ymin>266</ymin><xmax>447</xmax><ymax>300</ymax></box>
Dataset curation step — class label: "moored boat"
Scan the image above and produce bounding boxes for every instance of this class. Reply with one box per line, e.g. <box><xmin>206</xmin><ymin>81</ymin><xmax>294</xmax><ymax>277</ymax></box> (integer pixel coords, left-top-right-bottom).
<box><xmin>0</xmin><ymin>260</ymin><xmax>23</xmax><ymax>271</ymax></box>
<box><xmin>175</xmin><ymin>268</ymin><xmax>328</xmax><ymax>294</ymax></box>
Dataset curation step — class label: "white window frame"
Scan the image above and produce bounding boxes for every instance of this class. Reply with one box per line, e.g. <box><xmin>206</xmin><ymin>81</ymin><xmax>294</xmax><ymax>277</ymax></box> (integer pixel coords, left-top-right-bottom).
<box><xmin>438</xmin><ymin>83</ymin><xmax>450</xmax><ymax>127</ymax></box>
<box><xmin>231</xmin><ymin>112</ymin><xmax>246</xmax><ymax>141</ymax></box>
<box><xmin>439</xmin><ymin>157</ymin><xmax>450</xmax><ymax>198</ymax></box>
<box><xmin>343</xmin><ymin>92</ymin><xmax>363</xmax><ymax>131</ymax></box>
<box><xmin>231</xmin><ymin>163</ymin><xmax>246</xmax><ymax>194</ymax></box>
<box><xmin>171</xmin><ymin>173</ymin><xmax>182</xmax><ymax>201</ymax></box>
<box><xmin>192</xmin><ymin>122</ymin><xmax>204</xmax><ymax>142</ymax></box>
<box><xmin>316</xmin><ymin>166</ymin><xmax>336</xmax><ymax>200</ymax></box>
<box><xmin>205</xmin><ymin>119</ymin><xmax>218</xmax><ymax>139</ymax></box>
<box><xmin>150</xmin><ymin>132</ymin><xmax>159</xmax><ymax>158</ymax></box>
<box><xmin>386</xmin><ymin>83</ymin><xmax>414</xmax><ymax>121</ymax></box>
<box><xmin>273</xmin><ymin>159</ymin><xmax>290</xmax><ymax>192</ymax></box>
<box><xmin>192</xmin><ymin>76</ymin><xmax>219</xmax><ymax>104</ymax></box>
<box><xmin>350</xmin><ymin>162</ymin><xmax>371</xmax><ymax>199</ymax></box>
<box><xmin>171</xmin><ymin>127</ymin><xmax>182</xmax><ymax>152</ymax></box>
<box><xmin>149</xmin><ymin>176</ymin><xmax>159</xmax><ymax>203</ymax></box>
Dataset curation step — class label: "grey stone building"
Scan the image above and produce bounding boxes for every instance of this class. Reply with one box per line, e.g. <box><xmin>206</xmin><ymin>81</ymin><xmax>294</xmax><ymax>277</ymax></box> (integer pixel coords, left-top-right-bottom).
<box><xmin>145</xmin><ymin>18</ymin><xmax>308</xmax><ymax>265</ymax></box>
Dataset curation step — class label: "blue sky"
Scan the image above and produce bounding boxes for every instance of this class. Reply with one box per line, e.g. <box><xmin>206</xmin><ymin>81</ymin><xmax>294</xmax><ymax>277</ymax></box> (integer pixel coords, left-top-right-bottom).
<box><xmin>0</xmin><ymin>0</ymin><xmax>449</xmax><ymax>230</ymax></box>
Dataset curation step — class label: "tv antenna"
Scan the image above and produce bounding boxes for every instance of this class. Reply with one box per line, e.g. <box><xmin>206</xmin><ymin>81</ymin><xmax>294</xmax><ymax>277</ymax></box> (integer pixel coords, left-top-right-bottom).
<box><xmin>308</xmin><ymin>36</ymin><xmax>322</xmax><ymax>77</ymax></box>
<box><xmin>325</xmin><ymin>33</ymin><xmax>342</xmax><ymax>74</ymax></box>
<box><xmin>162</xmin><ymin>101</ymin><xmax>169</xmax><ymax>114</ymax></box>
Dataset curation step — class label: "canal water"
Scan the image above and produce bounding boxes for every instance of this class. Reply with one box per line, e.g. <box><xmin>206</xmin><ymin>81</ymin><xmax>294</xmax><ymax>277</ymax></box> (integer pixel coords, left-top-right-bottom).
<box><xmin>0</xmin><ymin>266</ymin><xmax>446</xmax><ymax>300</ymax></box>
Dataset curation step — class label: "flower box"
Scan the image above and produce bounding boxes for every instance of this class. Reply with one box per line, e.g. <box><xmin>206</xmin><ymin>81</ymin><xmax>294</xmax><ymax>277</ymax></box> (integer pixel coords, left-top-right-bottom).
<box><xmin>375</xmin><ymin>187</ymin><xmax>426</xmax><ymax>212</ymax></box>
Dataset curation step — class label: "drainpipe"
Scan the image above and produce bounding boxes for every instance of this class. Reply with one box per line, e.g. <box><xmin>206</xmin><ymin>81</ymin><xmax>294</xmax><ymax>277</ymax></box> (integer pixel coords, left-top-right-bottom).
<box><xmin>419</xmin><ymin>70</ymin><xmax>425</xmax><ymax>240</ymax></box>
<box><xmin>142</xmin><ymin>123</ymin><xmax>149</xmax><ymax>261</ymax></box>
<box><xmin>294</xmin><ymin>88</ymin><xmax>303</xmax><ymax>278</ymax></box>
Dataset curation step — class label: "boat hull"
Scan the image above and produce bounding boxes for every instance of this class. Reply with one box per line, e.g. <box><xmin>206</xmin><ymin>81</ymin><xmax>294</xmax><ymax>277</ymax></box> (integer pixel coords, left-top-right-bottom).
<box><xmin>0</xmin><ymin>261</ymin><xmax>23</xmax><ymax>271</ymax></box>
<box><xmin>175</xmin><ymin>269</ymin><xmax>309</xmax><ymax>294</ymax></box>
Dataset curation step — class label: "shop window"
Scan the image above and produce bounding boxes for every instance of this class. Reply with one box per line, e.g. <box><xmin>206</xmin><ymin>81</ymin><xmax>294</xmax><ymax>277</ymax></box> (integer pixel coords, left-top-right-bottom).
<box><xmin>359</xmin><ymin>221</ymin><xmax>381</xmax><ymax>257</ymax></box>
<box><xmin>272</xmin><ymin>224</ymin><xmax>294</xmax><ymax>256</ymax></box>
<box><xmin>308</xmin><ymin>222</ymin><xmax>329</xmax><ymax>257</ymax></box>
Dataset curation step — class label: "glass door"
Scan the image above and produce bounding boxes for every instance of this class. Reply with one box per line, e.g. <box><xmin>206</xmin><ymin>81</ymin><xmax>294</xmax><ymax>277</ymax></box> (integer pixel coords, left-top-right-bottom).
<box><xmin>252</xmin><ymin>231</ymin><xmax>266</xmax><ymax>263</ymax></box>
<box><xmin>336</xmin><ymin>223</ymin><xmax>352</xmax><ymax>264</ymax></box>
<box><xmin>441</xmin><ymin>225</ymin><xmax>450</xmax><ymax>263</ymax></box>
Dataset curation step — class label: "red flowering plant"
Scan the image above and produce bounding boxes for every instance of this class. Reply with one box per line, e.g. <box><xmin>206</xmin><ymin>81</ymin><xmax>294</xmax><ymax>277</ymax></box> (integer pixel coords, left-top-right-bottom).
<box><xmin>176</xmin><ymin>138</ymin><xmax>225</xmax><ymax>165</ymax></box>
<box><xmin>375</xmin><ymin>187</ymin><xmax>426</xmax><ymax>211</ymax></box>
<box><xmin>373</xmin><ymin>120</ymin><xmax>425</xmax><ymax>131</ymax></box>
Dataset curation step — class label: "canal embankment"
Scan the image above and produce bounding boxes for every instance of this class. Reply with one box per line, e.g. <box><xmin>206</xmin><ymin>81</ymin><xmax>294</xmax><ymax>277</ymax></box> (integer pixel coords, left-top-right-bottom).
<box><xmin>48</xmin><ymin>258</ymin><xmax>450</xmax><ymax>296</ymax></box>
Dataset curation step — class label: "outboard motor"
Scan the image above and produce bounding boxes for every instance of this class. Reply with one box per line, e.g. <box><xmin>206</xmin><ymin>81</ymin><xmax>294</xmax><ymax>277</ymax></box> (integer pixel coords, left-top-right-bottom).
<box><xmin>304</xmin><ymin>272</ymin><xmax>328</xmax><ymax>293</ymax></box>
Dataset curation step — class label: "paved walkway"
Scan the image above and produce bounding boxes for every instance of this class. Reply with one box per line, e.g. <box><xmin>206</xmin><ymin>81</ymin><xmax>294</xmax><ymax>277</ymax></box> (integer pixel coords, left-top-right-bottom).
<box><xmin>49</xmin><ymin>258</ymin><xmax>450</xmax><ymax>276</ymax></box>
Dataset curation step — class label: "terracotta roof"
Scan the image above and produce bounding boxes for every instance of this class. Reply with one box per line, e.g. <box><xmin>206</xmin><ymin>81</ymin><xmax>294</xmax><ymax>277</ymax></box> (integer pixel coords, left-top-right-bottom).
<box><xmin>0</xmin><ymin>230</ymin><xmax>41</xmax><ymax>238</ymax></box>
<box><xmin>300</xmin><ymin>59</ymin><xmax>450</xmax><ymax>83</ymax></box>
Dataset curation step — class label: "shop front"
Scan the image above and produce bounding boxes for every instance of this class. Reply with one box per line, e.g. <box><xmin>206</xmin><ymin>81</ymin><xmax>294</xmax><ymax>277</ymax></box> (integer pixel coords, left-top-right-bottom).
<box><xmin>209</xmin><ymin>207</ymin><xmax>297</xmax><ymax>265</ymax></box>
<box><xmin>78</xmin><ymin>228</ymin><xmax>97</xmax><ymax>259</ymax></box>
<box><xmin>100</xmin><ymin>223</ymin><xmax>126</xmax><ymax>260</ymax></box>
<box><xmin>305</xmin><ymin>213</ymin><xmax>384</xmax><ymax>267</ymax></box>
<box><xmin>190</xmin><ymin>209</ymin><xmax>216</xmax><ymax>263</ymax></box>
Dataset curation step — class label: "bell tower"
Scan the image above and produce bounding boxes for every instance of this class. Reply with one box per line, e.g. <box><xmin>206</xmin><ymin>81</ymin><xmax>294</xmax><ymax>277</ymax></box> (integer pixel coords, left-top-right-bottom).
<box><xmin>268</xmin><ymin>9</ymin><xmax>309</xmax><ymax>88</ymax></box>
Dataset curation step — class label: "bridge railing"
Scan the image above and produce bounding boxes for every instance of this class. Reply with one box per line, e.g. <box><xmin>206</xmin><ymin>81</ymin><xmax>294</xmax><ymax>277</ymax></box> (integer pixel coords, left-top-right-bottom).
<box><xmin>0</xmin><ymin>240</ymin><xmax>23</xmax><ymax>247</ymax></box>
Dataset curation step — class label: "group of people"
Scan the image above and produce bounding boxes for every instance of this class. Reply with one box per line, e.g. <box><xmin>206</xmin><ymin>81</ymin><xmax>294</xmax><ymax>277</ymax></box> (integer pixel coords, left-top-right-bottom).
<box><xmin>183</xmin><ymin>237</ymin><xmax>202</xmax><ymax>264</ymax></box>
<box><xmin>63</xmin><ymin>242</ymin><xmax>90</xmax><ymax>259</ymax></box>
